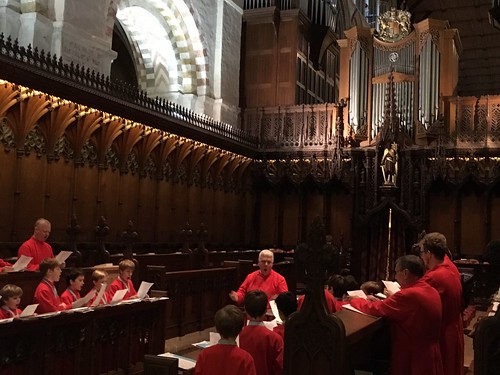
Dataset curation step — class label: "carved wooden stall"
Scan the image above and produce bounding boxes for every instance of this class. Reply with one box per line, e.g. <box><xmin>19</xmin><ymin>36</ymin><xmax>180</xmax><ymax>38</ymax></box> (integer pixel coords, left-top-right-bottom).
<box><xmin>0</xmin><ymin>299</ymin><xmax>167</xmax><ymax>375</ymax></box>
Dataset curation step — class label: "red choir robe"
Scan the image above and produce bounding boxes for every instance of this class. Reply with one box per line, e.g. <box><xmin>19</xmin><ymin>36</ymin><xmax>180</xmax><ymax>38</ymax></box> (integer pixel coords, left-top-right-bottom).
<box><xmin>273</xmin><ymin>323</ymin><xmax>285</xmax><ymax>340</ymax></box>
<box><xmin>108</xmin><ymin>277</ymin><xmax>137</xmax><ymax>300</ymax></box>
<box><xmin>422</xmin><ymin>256</ymin><xmax>464</xmax><ymax>375</ymax></box>
<box><xmin>239</xmin><ymin>322</ymin><xmax>284</xmax><ymax>375</ymax></box>
<box><xmin>297</xmin><ymin>289</ymin><xmax>343</xmax><ymax>313</ymax></box>
<box><xmin>17</xmin><ymin>237</ymin><xmax>54</xmax><ymax>271</ymax></box>
<box><xmin>33</xmin><ymin>279</ymin><xmax>68</xmax><ymax>313</ymax></box>
<box><xmin>351</xmin><ymin>279</ymin><xmax>444</xmax><ymax>375</ymax></box>
<box><xmin>234</xmin><ymin>270</ymin><xmax>288</xmax><ymax>304</ymax></box>
<box><xmin>60</xmin><ymin>289</ymin><xmax>81</xmax><ymax>306</ymax></box>
<box><xmin>0</xmin><ymin>306</ymin><xmax>22</xmax><ymax>319</ymax></box>
<box><xmin>194</xmin><ymin>341</ymin><xmax>257</xmax><ymax>375</ymax></box>
<box><xmin>87</xmin><ymin>287</ymin><xmax>109</xmax><ymax>306</ymax></box>
<box><xmin>0</xmin><ymin>258</ymin><xmax>12</xmax><ymax>272</ymax></box>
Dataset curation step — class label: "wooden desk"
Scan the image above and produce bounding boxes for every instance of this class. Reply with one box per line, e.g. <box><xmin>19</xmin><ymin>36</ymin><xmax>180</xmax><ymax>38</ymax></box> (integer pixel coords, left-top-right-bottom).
<box><xmin>0</xmin><ymin>299</ymin><xmax>167</xmax><ymax>375</ymax></box>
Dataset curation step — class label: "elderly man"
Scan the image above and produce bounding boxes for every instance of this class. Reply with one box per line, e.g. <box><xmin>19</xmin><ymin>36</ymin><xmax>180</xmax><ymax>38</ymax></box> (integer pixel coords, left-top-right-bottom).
<box><xmin>419</xmin><ymin>232</ymin><xmax>463</xmax><ymax>375</ymax></box>
<box><xmin>351</xmin><ymin>255</ymin><xmax>444</xmax><ymax>375</ymax></box>
<box><xmin>18</xmin><ymin>218</ymin><xmax>54</xmax><ymax>271</ymax></box>
<box><xmin>229</xmin><ymin>249</ymin><xmax>288</xmax><ymax>304</ymax></box>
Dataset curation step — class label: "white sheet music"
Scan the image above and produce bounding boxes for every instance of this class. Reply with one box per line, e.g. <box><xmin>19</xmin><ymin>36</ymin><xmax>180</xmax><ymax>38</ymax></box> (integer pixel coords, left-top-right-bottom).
<box><xmin>72</xmin><ymin>289</ymin><xmax>97</xmax><ymax>308</ymax></box>
<box><xmin>11</xmin><ymin>255</ymin><xmax>32</xmax><ymax>272</ymax></box>
<box><xmin>55</xmin><ymin>251</ymin><xmax>72</xmax><ymax>264</ymax></box>
<box><xmin>159</xmin><ymin>353</ymin><xmax>196</xmax><ymax>370</ymax></box>
<box><xmin>347</xmin><ymin>290</ymin><xmax>368</xmax><ymax>299</ymax></box>
<box><xmin>137</xmin><ymin>281</ymin><xmax>154</xmax><ymax>299</ymax></box>
<box><xmin>382</xmin><ymin>280</ymin><xmax>401</xmax><ymax>295</ymax></box>
<box><xmin>20</xmin><ymin>304</ymin><xmax>39</xmax><ymax>317</ymax></box>
<box><xmin>91</xmin><ymin>283</ymin><xmax>107</xmax><ymax>307</ymax></box>
<box><xmin>269</xmin><ymin>300</ymin><xmax>282</xmax><ymax>323</ymax></box>
<box><xmin>110</xmin><ymin>289</ymin><xmax>127</xmax><ymax>304</ymax></box>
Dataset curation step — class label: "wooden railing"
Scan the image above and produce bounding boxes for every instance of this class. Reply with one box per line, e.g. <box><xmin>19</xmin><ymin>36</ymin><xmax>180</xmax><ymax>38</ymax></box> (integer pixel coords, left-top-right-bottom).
<box><xmin>0</xmin><ymin>34</ymin><xmax>258</xmax><ymax>150</ymax></box>
<box><xmin>0</xmin><ymin>299</ymin><xmax>166</xmax><ymax>375</ymax></box>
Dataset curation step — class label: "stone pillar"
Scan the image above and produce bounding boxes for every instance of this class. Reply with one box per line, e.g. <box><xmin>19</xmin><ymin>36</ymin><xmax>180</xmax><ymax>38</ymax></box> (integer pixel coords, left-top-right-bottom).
<box><xmin>52</xmin><ymin>21</ymin><xmax>117</xmax><ymax>75</ymax></box>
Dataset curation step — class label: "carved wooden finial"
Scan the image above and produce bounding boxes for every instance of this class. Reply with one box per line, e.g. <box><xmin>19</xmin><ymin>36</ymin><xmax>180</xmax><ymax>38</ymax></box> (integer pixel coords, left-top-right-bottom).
<box><xmin>179</xmin><ymin>222</ymin><xmax>192</xmax><ymax>254</ymax></box>
<box><xmin>284</xmin><ymin>217</ymin><xmax>346</xmax><ymax>375</ymax></box>
<box><xmin>120</xmin><ymin>220</ymin><xmax>138</xmax><ymax>261</ymax></box>
<box><xmin>66</xmin><ymin>213</ymin><xmax>82</xmax><ymax>266</ymax></box>
<box><xmin>94</xmin><ymin>216</ymin><xmax>110</xmax><ymax>264</ymax></box>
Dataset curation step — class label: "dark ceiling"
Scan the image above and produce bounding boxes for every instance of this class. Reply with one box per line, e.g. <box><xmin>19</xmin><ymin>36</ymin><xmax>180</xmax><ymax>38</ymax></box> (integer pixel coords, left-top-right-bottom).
<box><xmin>401</xmin><ymin>0</ymin><xmax>500</xmax><ymax>97</ymax></box>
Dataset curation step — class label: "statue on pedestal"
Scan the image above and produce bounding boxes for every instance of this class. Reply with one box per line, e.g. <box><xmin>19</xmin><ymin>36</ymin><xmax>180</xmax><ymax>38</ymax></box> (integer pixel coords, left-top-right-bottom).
<box><xmin>381</xmin><ymin>142</ymin><xmax>398</xmax><ymax>186</ymax></box>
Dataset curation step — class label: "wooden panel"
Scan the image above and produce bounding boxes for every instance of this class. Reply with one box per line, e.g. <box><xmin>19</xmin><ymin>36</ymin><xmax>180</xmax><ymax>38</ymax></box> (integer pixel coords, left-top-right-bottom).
<box><xmin>461</xmin><ymin>193</ymin><xmax>486</xmax><ymax>255</ymax></box>
<box><xmin>330</xmin><ymin>191</ymin><xmax>353</xmax><ymax>249</ymax></box>
<box><xmin>259</xmin><ymin>191</ymin><xmax>277</xmax><ymax>246</ymax></box>
<box><xmin>0</xmin><ymin>149</ymin><xmax>16</xmax><ymax>239</ymax></box>
<box><xmin>46</xmin><ymin>161</ymin><xmax>73</xmax><ymax>239</ymax></box>
<box><xmin>73</xmin><ymin>166</ymin><xmax>99</xmax><ymax>242</ymax></box>
<box><xmin>0</xmin><ymin>299</ymin><xmax>166</xmax><ymax>375</ymax></box>
<box><xmin>427</xmin><ymin>192</ymin><xmax>456</xmax><ymax>252</ymax></box>
<box><xmin>157</xmin><ymin>180</ymin><xmax>174</xmax><ymax>243</ymax></box>
<box><xmin>137</xmin><ymin>176</ymin><xmax>158</xmax><ymax>240</ymax></box>
<box><xmin>490</xmin><ymin>196</ymin><xmax>500</xmax><ymax>240</ymax></box>
<box><xmin>305</xmin><ymin>193</ymin><xmax>324</xmax><ymax>233</ymax></box>
<box><xmin>282</xmin><ymin>190</ymin><xmax>300</xmax><ymax>247</ymax></box>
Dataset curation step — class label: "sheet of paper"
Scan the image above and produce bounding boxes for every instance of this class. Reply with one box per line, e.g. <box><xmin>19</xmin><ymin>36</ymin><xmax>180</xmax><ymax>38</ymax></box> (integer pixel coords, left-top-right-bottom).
<box><xmin>492</xmin><ymin>301</ymin><xmax>499</xmax><ymax>312</ymax></box>
<box><xmin>20</xmin><ymin>304</ymin><xmax>39</xmax><ymax>318</ymax></box>
<box><xmin>382</xmin><ymin>280</ymin><xmax>401</xmax><ymax>295</ymax></box>
<box><xmin>137</xmin><ymin>281</ymin><xmax>154</xmax><ymax>299</ymax></box>
<box><xmin>209</xmin><ymin>332</ymin><xmax>221</xmax><ymax>344</ymax></box>
<box><xmin>11</xmin><ymin>255</ymin><xmax>33</xmax><ymax>272</ymax></box>
<box><xmin>347</xmin><ymin>290</ymin><xmax>367</xmax><ymax>299</ymax></box>
<box><xmin>55</xmin><ymin>251</ymin><xmax>72</xmax><ymax>264</ymax></box>
<box><xmin>192</xmin><ymin>340</ymin><xmax>213</xmax><ymax>349</ymax></box>
<box><xmin>91</xmin><ymin>283</ymin><xmax>107</xmax><ymax>307</ymax></box>
<box><xmin>72</xmin><ymin>289</ymin><xmax>97</xmax><ymax>308</ymax></box>
<box><xmin>110</xmin><ymin>289</ymin><xmax>127</xmax><ymax>304</ymax></box>
<box><xmin>375</xmin><ymin>292</ymin><xmax>387</xmax><ymax>299</ymax></box>
<box><xmin>342</xmin><ymin>303</ymin><xmax>376</xmax><ymax>317</ymax></box>
<box><xmin>262</xmin><ymin>319</ymin><xmax>278</xmax><ymax>331</ymax></box>
<box><xmin>159</xmin><ymin>352</ymin><xmax>196</xmax><ymax>370</ymax></box>
<box><xmin>269</xmin><ymin>300</ymin><xmax>282</xmax><ymax>323</ymax></box>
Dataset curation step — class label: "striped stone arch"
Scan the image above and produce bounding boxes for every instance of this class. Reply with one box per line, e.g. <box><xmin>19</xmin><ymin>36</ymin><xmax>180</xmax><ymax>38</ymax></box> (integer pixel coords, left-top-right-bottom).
<box><xmin>112</xmin><ymin>0</ymin><xmax>208</xmax><ymax>97</ymax></box>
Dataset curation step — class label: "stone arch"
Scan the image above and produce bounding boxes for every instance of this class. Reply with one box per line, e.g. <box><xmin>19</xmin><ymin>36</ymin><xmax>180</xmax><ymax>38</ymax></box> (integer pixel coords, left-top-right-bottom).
<box><xmin>114</xmin><ymin>0</ymin><xmax>208</xmax><ymax>100</ymax></box>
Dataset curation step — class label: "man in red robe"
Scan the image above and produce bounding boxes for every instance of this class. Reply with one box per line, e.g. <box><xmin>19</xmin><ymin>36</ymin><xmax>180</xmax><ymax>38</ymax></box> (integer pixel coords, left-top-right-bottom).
<box><xmin>351</xmin><ymin>255</ymin><xmax>443</xmax><ymax>375</ymax></box>
<box><xmin>18</xmin><ymin>218</ymin><xmax>54</xmax><ymax>271</ymax></box>
<box><xmin>229</xmin><ymin>250</ymin><xmax>288</xmax><ymax>304</ymax></box>
<box><xmin>419</xmin><ymin>232</ymin><xmax>464</xmax><ymax>375</ymax></box>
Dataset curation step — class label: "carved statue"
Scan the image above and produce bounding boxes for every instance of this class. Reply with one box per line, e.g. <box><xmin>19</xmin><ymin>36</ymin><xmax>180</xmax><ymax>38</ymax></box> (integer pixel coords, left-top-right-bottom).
<box><xmin>381</xmin><ymin>142</ymin><xmax>398</xmax><ymax>185</ymax></box>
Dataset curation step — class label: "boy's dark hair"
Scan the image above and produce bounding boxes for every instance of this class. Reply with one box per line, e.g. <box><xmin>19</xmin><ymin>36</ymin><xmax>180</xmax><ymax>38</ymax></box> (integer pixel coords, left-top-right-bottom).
<box><xmin>360</xmin><ymin>281</ymin><xmax>383</xmax><ymax>295</ymax></box>
<box><xmin>344</xmin><ymin>275</ymin><xmax>359</xmax><ymax>291</ymax></box>
<box><xmin>214</xmin><ymin>305</ymin><xmax>245</xmax><ymax>339</ymax></box>
<box><xmin>327</xmin><ymin>274</ymin><xmax>347</xmax><ymax>297</ymax></box>
<box><xmin>275</xmin><ymin>291</ymin><xmax>297</xmax><ymax>319</ymax></box>
<box><xmin>66</xmin><ymin>268</ymin><xmax>85</xmax><ymax>284</ymax></box>
<box><xmin>0</xmin><ymin>284</ymin><xmax>23</xmax><ymax>305</ymax></box>
<box><xmin>39</xmin><ymin>258</ymin><xmax>61</xmax><ymax>277</ymax></box>
<box><xmin>244</xmin><ymin>290</ymin><xmax>268</xmax><ymax>319</ymax></box>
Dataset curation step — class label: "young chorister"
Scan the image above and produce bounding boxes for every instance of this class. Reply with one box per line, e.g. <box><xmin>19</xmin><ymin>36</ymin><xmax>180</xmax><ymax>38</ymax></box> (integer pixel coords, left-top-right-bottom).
<box><xmin>0</xmin><ymin>284</ymin><xmax>23</xmax><ymax>319</ymax></box>
<box><xmin>239</xmin><ymin>290</ymin><xmax>284</xmax><ymax>375</ymax></box>
<box><xmin>60</xmin><ymin>268</ymin><xmax>85</xmax><ymax>306</ymax></box>
<box><xmin>273</xmin><ymin>291</ymin><xmax>297</xmax><ymax>340</ymax></box>
<box><xmin>194</xmin><ymin>305</ymin><xmax>257</xmax><ymax>375</ymax></box>
<box><xmin>108</xmin><ymin>259</ymin><xmax>138</xmax><ymax>300</ymax></box>
<box><xmin>87</xmin><ymin>269</ymin><xmax>109</xmax><ymax>306</ymax></box>
<box><xmin>33</xmin><ymin>258</ymin><xmax>70</xmax><ymax>313</ymax></box>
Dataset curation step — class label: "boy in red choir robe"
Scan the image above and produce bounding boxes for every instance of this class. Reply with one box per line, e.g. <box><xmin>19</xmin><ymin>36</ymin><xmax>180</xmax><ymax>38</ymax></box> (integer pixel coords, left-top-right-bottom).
<box><xmin>87</xmin><ymin>269</ymin><xmax>109</xmax><ymax>306</ymax></box>
<box><xmin>273</xmin><ymin>291</ymin><xmax>297</xmax><ymax>339</ymax></box>
<box><xmin>350</xmin><ymin>255</ymin><xmax>444</xmax><ymax>375</ymax></box>
<box><xmin>194</xmin><ymin>305</ymin><xmax>256</xmax><ymax>375</ymax></box>
<box><xmin>419</xmin><ymin>232</ymin><xmax>464</xmax><ymax>375</ymax></box>
<box><xmin>239</xmin><ymin>290</ymin><xmax>284</xmax><ymax>375</ymax></box>
<box><xmin>0</xmin><ymin>258</ymin><xmax>13</xmax><ymax>273</ymax></box>
<box><xmin>33</xmin><ymin>258</ymin><xmax>70</xmax><ymax>313</ymax></box>
<box><xmin>0</xmin><ymin>284</ymin><xmax>23</xmax><ymax>319</ymax></box>
<box><xmin>60</xmin><ymin>268</ymin><xmax>85</xmax><ymax>306</ymax></box>
<box><xmin>108</xmin><ymin>259</ymin><xmax>138</xmax><ymax>300</ymax></box>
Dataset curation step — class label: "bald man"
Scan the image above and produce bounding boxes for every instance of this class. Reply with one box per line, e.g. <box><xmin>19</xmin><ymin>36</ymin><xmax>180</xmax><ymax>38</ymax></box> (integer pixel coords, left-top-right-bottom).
<box><xmin>18</xmin><ymin>218</ymin><xmax>54</xmax><ymax>271</ymax></box>
<box><xmin>229</xmin><ymin>250</ymin><xmax>288</xmax><ymax>304</ymax></box>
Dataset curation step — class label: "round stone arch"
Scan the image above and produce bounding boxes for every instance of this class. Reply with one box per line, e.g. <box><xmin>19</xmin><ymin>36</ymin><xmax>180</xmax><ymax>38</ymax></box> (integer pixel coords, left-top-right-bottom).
<box><xmin>111</xmin><ymin>0</ymin><xmax>209</xmax><ymax>100</ymax></box>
